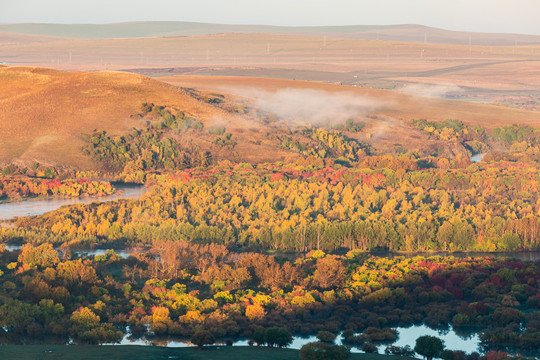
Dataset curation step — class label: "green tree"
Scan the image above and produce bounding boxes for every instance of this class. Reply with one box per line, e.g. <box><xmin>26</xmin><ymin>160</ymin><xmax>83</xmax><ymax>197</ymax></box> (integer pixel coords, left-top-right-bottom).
<box><xmin>415</xmin><ymin>335</ymin><xmax>445</xmax><ymax>360</ymax></box>
<box><xmin>264</xmin><ymin>327</ymin><xmax>292</xmax><ymax>348</ymax></box>
<box><xmin>316</xmin><ymin>330</ymin><xmax>337</xmax><ymax>343</ymax></box>
<box><xmin>191</xmin><ymin>330</ymin><xmax>215</xmax><ymax>349</ymax></box>
<box><xmin>361</xmin><ymin>342</ymin><xmax>377</xmax><ymax>353</ymax></box>
<box><xmin>252</xmin><ymin>328</ymin><xmax>266</xmax><ymax>346</ymax></box>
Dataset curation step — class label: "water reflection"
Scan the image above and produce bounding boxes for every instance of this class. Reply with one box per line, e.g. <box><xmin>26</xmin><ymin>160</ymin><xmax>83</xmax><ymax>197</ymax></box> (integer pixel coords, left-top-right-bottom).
<box><xmin>71</xmin><ymin>248</ymin><xmax>136</xmax><ymax>259</ymax></box>
<box><xmin>0</xmin><ymin>184</ymin><xmax>147</xmax><ymax>221</ymax></box>
<box><xmin>4</xmin><ymin>244</ymin><xmax>141</xmax><ymax>259</ymax></box>
<box><xmin>389</xmin><ymin>325</ymin><xmax>479</xmax><ymax>353</ymax></box>
<box><xmin>4</xmin><ymin>243</ymin><xmax>540</xmax><ymax>263</ymax></box>
<box><xmin>470</xmin><ymin>153</ymin><xmax>486</xmax><ymax>162</ymax></box>
<box><xmin>108</xmin><ymin>325</ymin><xmax>480</xmax><ymax>354</ymax></box>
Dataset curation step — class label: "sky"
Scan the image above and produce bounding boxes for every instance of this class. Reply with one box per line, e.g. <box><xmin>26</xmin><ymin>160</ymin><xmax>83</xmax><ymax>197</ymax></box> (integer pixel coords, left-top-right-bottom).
<box><xmin>2</xmin><ymin>0</ymin><xmax>540</xmax><ymax>35</ymax></box>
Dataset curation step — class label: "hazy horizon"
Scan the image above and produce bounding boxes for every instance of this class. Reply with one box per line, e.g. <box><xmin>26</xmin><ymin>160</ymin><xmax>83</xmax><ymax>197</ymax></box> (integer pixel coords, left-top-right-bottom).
<box><xmin>2</xmin><ymin>0</ymin><xmax>540</xmax><ymax>36</ymax></box>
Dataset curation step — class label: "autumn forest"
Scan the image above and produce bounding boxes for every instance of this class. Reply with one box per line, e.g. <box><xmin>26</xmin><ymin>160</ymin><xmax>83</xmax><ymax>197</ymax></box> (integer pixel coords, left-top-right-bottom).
<box><xmin>1</xmin><ymin>89</ymin><xmax>539</xmax><ymax>360</ymax></box>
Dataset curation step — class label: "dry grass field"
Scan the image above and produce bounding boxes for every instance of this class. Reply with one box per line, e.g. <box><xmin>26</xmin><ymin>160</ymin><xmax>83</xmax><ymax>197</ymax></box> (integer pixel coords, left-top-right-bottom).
<box><xmin>1</xmin><ymin>32</ymin><xmax>538</xmax><ymax>74</ymax></box>
<box><xmin>1</xmin><ymin>24</ymin><xmax>539</xmax><ymax>169</ymax></box>
<box><xmin>2</xmin><ymin>22</ymin><xmax>540</xmax><ymax>45</ymax></box>
<box><xmin>0</xmin><ymin>31</ymin><xmax>68</xmax><ymax>46</ymax></box>
<box><xmin>2</xmin><ymin>31</ymin><xmax>539</xmax><ymax>103</ymax></box>
<box><xmin>0</xmin><ymin>66</ymin><xmax>244</xmax><ymax>168</ymax></box>
<box><xmin>162</xmin><ymin>75</ymin><xmax>540</xmax><ymax>127</ymax></box>
<box><xmin>1</xmin><ymin>64</ymin><xmax>538</xmax><ymax>170</ymax></box>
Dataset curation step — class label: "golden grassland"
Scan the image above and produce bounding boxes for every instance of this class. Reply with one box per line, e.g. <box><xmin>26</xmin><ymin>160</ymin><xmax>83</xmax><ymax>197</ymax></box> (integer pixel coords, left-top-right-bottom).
<box><xmin>2</xmin><ymin>31</ymin><xmax>540</xmax><ymax>112</ymax></box>
<box><xmin>0</xmin><ymin>64</ymin><xmax>538</xmax><ymax>170</ymax></box>
<box><xmin>162</xmin><ymin>75</ymin><xmax>540</xmax><ymax>128</ymax></box>
<box><xmin>1</xmin><ymin>32</ymin><xmax>539</xmax><ymax>80</ymax></box>
<box><xmin>0</xmin><ymin>66</ymin><xmax>242</xmax><ymax>168</ymax></box>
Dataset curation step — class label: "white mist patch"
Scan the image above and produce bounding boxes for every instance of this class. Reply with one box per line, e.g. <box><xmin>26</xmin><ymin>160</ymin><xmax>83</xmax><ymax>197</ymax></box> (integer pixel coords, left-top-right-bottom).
<box><xmin>218</xmin><ymin>87</ymin><xmax>382</xmax><ymax>126</ymax></box>
<box><xmin>255</xmin><ymin>88</ymin><xmax>381</xmax><ymax>125</ymax></box>
<box><xmin>399</xmin><ymin>83</ymin><xmax>463</xmax><ymax>98</ymax></box>
<box><xmin>207</xmin><ymin>115</ymin><xmax>230</xmax><ymax>128</ymax></box>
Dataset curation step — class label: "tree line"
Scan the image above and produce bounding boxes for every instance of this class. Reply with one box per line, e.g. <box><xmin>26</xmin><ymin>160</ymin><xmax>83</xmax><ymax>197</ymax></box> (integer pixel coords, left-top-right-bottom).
<box><xmin>0</xmin><ymin>243</ymin><xmax>537</xmax><ymax>354</ymax></box>
<box><xmin>6</xmin><ymin>162</ymin><xmax>539</xmax><ymax>252</ymax></box>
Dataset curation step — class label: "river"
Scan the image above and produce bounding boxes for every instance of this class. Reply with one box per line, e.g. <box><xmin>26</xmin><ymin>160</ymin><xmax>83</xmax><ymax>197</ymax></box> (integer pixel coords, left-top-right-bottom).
<box><xmin>0</xmin><ymin>180</ymin><xmax>537</xmax><ymax>356</ymax></box>
<box><xmin>237</xmin><ymin>325</ymin><xmax>480</xmax><ymax>353</ymax></box>
<box><xmin>0</xmin><ymin>152</ymin><xmax>486</xmax><ymax>222</ymax></box>
<box><xmin>107</xmin><ymin>325</ymin><xmax>481</xmax><ymax>354</ymax></box>
<box><xmin>4</xmin><ymin>242</ymin><xmax>540</xmax><ymax>262</ymax></box>
<box><xmin>3</xmin><ymin>244</ymin><xmax>137</xmax><ymax>259</ymax></box>
<box><xmin>0</xmin><ymin>183</ymin><xmax>147</xmax><ymax>221</ymax></box>
<box><xmin>108</xmin><ymin>324</ymin><xmax>540</xmax><ymax>358</ymax></box>
<box><xmin>470</xmin><ymin>153</ymin><xmax>486</xmax><ymax>162</ymax></box>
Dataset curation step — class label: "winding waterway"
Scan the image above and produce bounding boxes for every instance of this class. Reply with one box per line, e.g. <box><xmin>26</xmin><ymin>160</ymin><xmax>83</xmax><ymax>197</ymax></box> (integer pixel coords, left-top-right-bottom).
<box><xmin>107</xmin><ymin>325</ymin><xmax>481</xmax><ymax>354</ymax></box>
<box><xmin>0</xmin><ymin>180</ymin><xmax>538</xmax><ymax>355</ymax></box>
<box><xmin>3</xmin><ymin>244</ymin><xmax>136</xmax><ymax>259</ymax></box>
<box><xmin>0</xmin><ymin>183</ymin><xmax>147</xmax><ymax>221</ymax></box>
<box><xmin>1</xmin><ymin>180</ymin><xmax>539</xmax><ymax>262</ymax></box>
<box><xmin>0</xmin><ymin>154</ymin><xmax>487</xmax><ymax>221</ymax></box>
<box><xmin>0</xmin><ymin>152</ymin><xmax>487</xmax><ymax>221</ymax></box>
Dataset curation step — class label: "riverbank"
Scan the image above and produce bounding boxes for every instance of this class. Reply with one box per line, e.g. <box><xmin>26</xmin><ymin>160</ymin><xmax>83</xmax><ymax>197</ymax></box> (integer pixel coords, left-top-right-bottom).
<box><xmin>109</xmin><ymin>324</ymin><xmax>479</xmax><ymax>354</ymax></box>
<box><xmin>0</xmin><ymin>176</ymin><xmax>118</xmax><ymax>203</ymax></box>
<box><xmin>0</xmin><ymin>183</ymin><xmax>147</xmax><ymax>221</ymax></box>
<box><xmin>0</xmin><ymin>193</ymin><xmax>113</xmax><ymax>205</ymax></box>
<box><xmin>0</xmin><ymin>181</ymin><xmax>149</xmax><ymax>205</ymax></box>
<box><xmin>1</xmin><ymin>240</ymin><xmax>538</xmax><ymax>355</ymax></box>
<box><xmin>2</xmin><ymin>242</ymin><xmax>540</xmax><ymax>262</ymax></box>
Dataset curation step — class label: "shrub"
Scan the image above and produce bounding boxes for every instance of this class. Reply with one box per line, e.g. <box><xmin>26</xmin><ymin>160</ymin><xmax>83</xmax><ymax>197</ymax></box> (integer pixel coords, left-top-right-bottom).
<box><xmin>316</xmin><ymin>330</ymin><xmax>337</xmax><ymax>343</ymax></box>
<box><xmin>208</xmin><ymin>126</ymin><xmax>226</xmax><ymax>135</ymax></box>
<box><xmin>191</xmin><ymin>330</ymin><xmax>215</xmax><ymax>349</ymax></box>
<box><xmin>385</xmin><ymin>345</ymin><xmax>415</xmax><ymax>357</ymax></box>
<box><xmin>362</xmin><ymin>342</ymin><xmax>377</xmax><ymax>353</ymax></box>
<box><xmin>300</xmin><ymin>342</ymin><xmax>351</xmax><ymax>360</ymax></box>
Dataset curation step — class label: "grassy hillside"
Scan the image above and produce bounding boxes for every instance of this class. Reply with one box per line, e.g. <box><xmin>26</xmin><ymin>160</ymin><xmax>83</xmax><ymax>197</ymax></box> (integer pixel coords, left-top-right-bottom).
<box><xmin>163</xmin><ymin>75</ymin><xmax>540</xmax><ymax>128</ymax></box>
<box><xmin>0</xmin><ymin>66</ymin><xmax>538</xmax><ymax>171</ymax></box>
<box><xmin>0</xmin><ymin>66</ymin><xmax>303</xmax><ymax>169</ymax></box>
<box><xmin>0</xmin><ymin>66</ymin><xmax>239</xmax><ymax>168</ymax></box>
<box><xmin>1</xmin><ymin>22</ymin><xmax>540</xmax><ymax>46</ymax></box>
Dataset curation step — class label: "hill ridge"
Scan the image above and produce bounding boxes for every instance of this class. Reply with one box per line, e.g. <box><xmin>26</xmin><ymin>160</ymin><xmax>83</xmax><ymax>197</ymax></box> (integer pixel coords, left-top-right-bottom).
<box><xmin>0</xmin><ymin>66</ymin><xmax>237</xmax><ymax>169</ymax></box>
<box><xmin>1</xmin><ymin>22</ymin><xmax>540</xmax><ymax>46</ymax></box>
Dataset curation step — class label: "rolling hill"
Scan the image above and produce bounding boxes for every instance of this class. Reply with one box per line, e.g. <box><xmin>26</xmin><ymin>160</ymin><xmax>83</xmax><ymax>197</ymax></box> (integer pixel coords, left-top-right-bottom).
<box><xmin>1</xmin><ymin>22</ymin><xmax>540</xmax><ymax>46</ymax></box>
<box><xmin>0</xmin><ymin>31</ymin><xmax>67</xmax><ymax>46</ymax></box>
<box><xmin>0</xmin><ymin>66</ymin><xmax>239</xmax><ymax>168</ymax></box>
<box><xmin>161</xmin><ymin>75</ymin><xmax>540</xmax><ymax>129</ymax></box>
<box><xmin>1</xmin><ymin>66</ymin><xmax>538</xmax><ymax>171</ymax></box>
<box><xmin>1</xmin><ymin>31</ymin><xmax>538</xmax><ymax>98</ymax></box>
